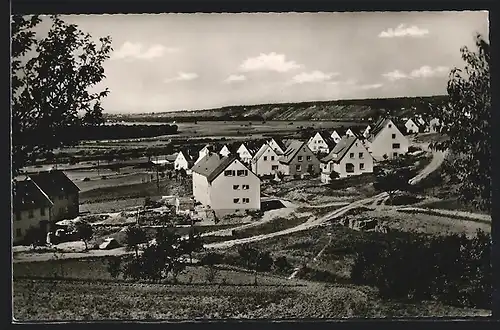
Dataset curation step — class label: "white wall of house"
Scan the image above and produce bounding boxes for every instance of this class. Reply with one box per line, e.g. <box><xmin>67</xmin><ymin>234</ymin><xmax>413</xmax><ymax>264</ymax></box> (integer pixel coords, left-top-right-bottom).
<box><xmin>345</xmin><ymin>129</ymin><xmax>356</xmax><ymax>137</ymax></box>
<box><xmin>195</xmin><ymin>147</ymin><xmax>210</xmax><ymax>165</ymax></box>
<box><xmin>192</xmin><ymin>172</ymin><xmax>211</xmax><ymax>207</ymax></box>
<box><xmin>174</xmin><ymin>152</ymin><xmax>189</xmax><ymax>170</ymax></box>
<box><xmin>362</xmin><ymin>126</ymin><xmax>371</xmax><ymax>138</ymax></box>
<box><xmin>237</xmin><ymin>144</ymin><xmax>253</xmax><ymax>163</ymax></box>
<box><xmin>320</xmin><ymin>141</ymin><xmax>373</xmax><ymax>182</ymax></box>
<box><xmin>405</xmin><ymin>119</ymin><xmax>420</xmax><ymax>134</ymax></box>
<box><xmin>13</xmin><ymin>207</ymin><xmax>51</xmax><ymax>243</ymax></box>
<box><xmin>251</xmin><ymin>145</ymin><xmax>281</xmax><ymax>176</ymax></box>
<box><xmin>429</xmin><ymin>118</ymin><xmax>441</xmax><ymax>133</ymax></box>
<box><xmin>210</xmin><ymin>160</ymin><xmax>261</xmax><ymax>216</ymax></box>
<box><xmin>219</xmin><ymin>146</ymin><xmax>231</xmax><ymax>157</ymax></box>
<box><xmin>268</xmin><ymin>139</ymin><xmax>284</xmax><ymax>154</ymax></box>
<box><xmin>370</xmin><ymin>120</ymin><xmax>409</xmax><ymax>161</ymax></box>
<box><xmin>307</xmin><ymin>132</ymin><xmax>330</xmax><ymax>154</ymax></box>
<box><xmin>331</xmin><ymin>131</ymin><xmax>342</xmax><ymax>144</ymax></box>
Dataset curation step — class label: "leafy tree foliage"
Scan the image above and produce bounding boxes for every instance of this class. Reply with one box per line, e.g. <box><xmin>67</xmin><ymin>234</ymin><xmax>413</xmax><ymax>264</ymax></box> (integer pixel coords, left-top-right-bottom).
<box><xmin>124</xmin><ymin>225</ymin><xmax>148</xmax><ymax>259</ymax></box>
<box><xmin>74</xmin><ymin>221</ymin><xmax>93</xmax><ymax>251</ymax></box>
<box><xmin>180</xmin><ymin>226</ymin><xmax>204</xmax><ymax>263</ymax></box>
<box><xmin>11</xmin><ymin>15</ymin><xmax>112</xmax><ymax>175</ymax></box>
<box><xmin>431</xmin><ymin>34</ymin><xmax>491</xmax><ymax>212</ymax></box>
<box><xmin>23</xmin><ymin>226</ymin><xmax>45</xmax><ymax>249</ymax></box>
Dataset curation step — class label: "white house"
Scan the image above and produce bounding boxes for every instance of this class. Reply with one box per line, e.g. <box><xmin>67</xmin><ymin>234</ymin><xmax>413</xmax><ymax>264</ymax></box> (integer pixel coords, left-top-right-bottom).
<box><xmin>251</xmin><ymin>143</ymin><xmax>281</xmax><ymax>176</ymax></box>
<box><xmin>236</xmin><ymin>143</ymin><xmax>254</xmax><ymax>164</ymax></box>
<box><xmin>320</xmin><ymin>136</ymin><xmax>374</xmax><ymax>183</ymax></box>
<box><xmin>330</xmin><ymin>130</ymin><xmax>342</xmax><ymax>144</ymax></box>
<box><xmin>267</xmin><ymin>137</ymin><xmax>286</xmax><ymax>155</ymax></box>
<box><xmin>345</xmin><ymin>128</ymin><xmax>356</xmax><ymax>138</ymax></box>
<box><xmin>195</xmin><ymin>145</ymin><xmax>212</xmax><ymax>165</ymax></box>
<box><xmin>191</xmin><ymin>153</ymin><xmax>261</xmax><ymax>217</ymax></box>
<box><xmin>367</xmin><ymin>118</ymin><xmax>409</xmax><ymax>161</ymax></box>
<box><xmin>219</xmin><ymin>145</ymin><xmax>231</xmax><ymax>157</ymax></box>
<box><xmin>13</xmin><ymin>178</ymin><xmax>54</xmax><ymax>244</ymax></box>
<box><xmin>307</xmin><ymin>131</ymin><xmax>337</xmax><ymax>154</ymax></box>
<box><xmin>429</xmin><ymin>118</ymin><xmax>441</xmax><ymax>133</ymax></box>
<box><xmin>279</xmin><ymin>140</ymin><xmax>321</xmax><ymax>177</ymax></box>
<box><xmin>362</xmin><ymin>125</ymin><xmax>371</xmax><ymax>138</ymax></box>
<box><xmin>174</xmin><ymin>150</ymin><xmax>194</xmax><ymax>172</ymax></box>
<box><xmin>405</xmin><ymin>118</ymin><xmax>422</xmax><ymax>134</ymax></box>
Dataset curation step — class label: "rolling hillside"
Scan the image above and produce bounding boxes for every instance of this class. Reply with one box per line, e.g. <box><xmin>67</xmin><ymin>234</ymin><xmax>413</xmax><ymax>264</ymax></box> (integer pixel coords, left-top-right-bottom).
<box><xmin>106</xmin><ymin>95</ymin><xmax>449</xmax><ymax>122</ymax></box>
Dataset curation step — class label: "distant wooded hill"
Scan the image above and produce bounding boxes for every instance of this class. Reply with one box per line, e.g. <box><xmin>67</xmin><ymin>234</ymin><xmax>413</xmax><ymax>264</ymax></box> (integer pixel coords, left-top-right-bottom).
<box><xmin>105</xmin><ymin>95</ymin><xmax>449</xmax><ymax>122</ymax></box>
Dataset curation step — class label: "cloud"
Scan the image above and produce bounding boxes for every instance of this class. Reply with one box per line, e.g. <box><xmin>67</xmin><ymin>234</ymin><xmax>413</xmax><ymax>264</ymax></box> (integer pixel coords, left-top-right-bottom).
<box><xmin>164</xmin><ymin>72</ymin><xmax>199</xmax><ymax>83</ymax></box>
<box><xmin>382</xmin><ymin>70</ymin><xmax>408</xmax><ymax>81</ymax></box>
<box><xmin>112</xmin><ymin>42</ymin><xmax>180</xmax><ymax>60</ymax></box>
<box><xmin>378</xmin><ymin>24</ymin><xmax>429</xmax><ymax>38</ymax></box>
<box><xmin>359</xmin><ymin>83</ymin><xmax>383</xmax><ymax>90</ymax></box>
<box><xmin>239</xmin><ymin>52</ymin><xmax>301</xmax><ymax>72</ymax></box>
<box><xmin>290</xmin><ymin>70</ymin><xmax>339</xmax><ymax>84</ymax></box>
<box><xmin>410</xmin><ymin>65</ymin><xmax>449</xmax><ymax>78</ymax></box>
<box><xmin>383</xmin><ymin>66</ymin><xmax>450</xmax><ymax>81</ymax></box>
<box><xmin>224</xmin><ymin>74</ymin><xmax>247</xmax><ymax>83</ymax></box>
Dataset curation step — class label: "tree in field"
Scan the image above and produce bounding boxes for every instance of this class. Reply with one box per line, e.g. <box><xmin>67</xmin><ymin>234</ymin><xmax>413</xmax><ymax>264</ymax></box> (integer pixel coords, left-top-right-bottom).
<box><xmin>430</xmin><ymin>34</ymin><xmax>491</xmax><ymax>212</ymax></box>
<box><xmin>329</xmin><ymin>170</ymin><xmax>340</xmax><ymax>182</ymax></box>
<box><xmin>74</xmin><ymin>221</ymin><xmax>93</xmax><ymax>251</ymax></box>
<box><xmin>11</xmin><ymin>15</ymin><xmax>112</xmax><ymax>176</ymax></box>
<box><xmin>180</xmin><ymin>226</ymin><xmax>204</xmax><ymax>263</ymax></box>
<box><xmin>125</xmin><ymin>225</ymin><xmax>148</xmax><ymax>259</ymax></box>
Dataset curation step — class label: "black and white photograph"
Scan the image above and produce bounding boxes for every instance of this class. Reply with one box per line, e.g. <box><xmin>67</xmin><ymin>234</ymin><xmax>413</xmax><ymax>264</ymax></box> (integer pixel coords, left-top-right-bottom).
<box><xmin>11</xmin><ymin>8</ymin><xmax>493</xmax><ymax>321</ymax></box>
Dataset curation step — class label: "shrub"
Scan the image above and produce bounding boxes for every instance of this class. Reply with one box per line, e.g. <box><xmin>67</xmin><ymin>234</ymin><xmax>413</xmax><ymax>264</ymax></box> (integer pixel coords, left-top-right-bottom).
<box><xmin>200</xmin><ymin>252</ymin><xmax>224</xmax><ymax>266</ymax></box>
<box><xmin>351</xmin><ymin>230</ymin><xmax>491</xmax><ymax>309</ymax></box>
<box><xmin>273</xmin><ymin>256</ymin><xmax>292</xmax><ymax>274</ymax></box>
<box><xmin>106</xmin><ymin>256</ymin><xmax>122</xmax><ymax>279</ymax></box>
<box><xmin>385</xmin><ymin>193</ymin><xmax>421</xmax><ymax>206</ymax></box>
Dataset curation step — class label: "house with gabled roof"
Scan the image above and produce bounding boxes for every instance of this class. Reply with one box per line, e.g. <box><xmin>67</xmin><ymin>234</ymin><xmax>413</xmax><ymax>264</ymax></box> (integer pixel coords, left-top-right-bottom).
<box><xmin>320</xmin><ymin>136</ymin><xmax>374</xmax><ymax>183</ymax></box>
<box><xmin>12</xmin><ymin>178</ymin><xmax>54</xmax><ymax>243</ymax></box>
<box><xmin>267</xmin><ymin>137</ymin><xmax>286</xmax><ymax>155</ymax></box>
<box><xmin>330</xmin><ymin>129</ymin><xmax>343</xmax><ymax>144</ymax></box>
<box><xmin>195</xmin><ymin>145</ymin><xmax>214</xmax><ymax>165</ymax></box>
<box><xmin>405</xmin><ymin>117</ymin><xmax>425</xmax><ymax>134</ymax></box>
<box><xmin>429</xmin><ymin>117</ymin><xmax>441</xmax><ymax>133</ymax></box>
<box><xmin>362</xmin><ymin>125</ymin><xmax>372</xmax><ymax>138</ymax></box>
<box><xmin>191</xmin><ymin>153</ymin><xmax>260</xmax><ymax>217</ymax></box>
<box><xmin>307</xmin><ymin>131</ymin><xmax>337</xmax><ymax>154</ymax></box>
<box><xmin>279</xmin><ymin>140</ymin><xmax>321</xmax><ymax>177</ymax></box>
<box><xmin>345</xmin><ymin>128</ymin><xmax>357</xmax><ymax>138</ymax></box>
<box><xmin>174</xmin><ymin>149</ymin><xmax>195</xmax><ymax>172</ymax></box>
<box><xmin>29</xmin><ymin>170</ymin><xmax>80</xmax><ymax>222</ymax></box>
<box><xmin>251</xmin><ymin>142</ymin><xmax>281</xmax><ymax>176</ymax></box>
<box><xmin>219</xmin><ymin>145</ymin><xmax>232</xmax><ymax>157</ymax></box>
<box><xmin>236</xmin><ymin>141</ymin><xmax>262</xmax><ymax>164</ymax></box>
<box><xmin>367</xmin><ymin>118</ymin><xmax>409</xmax><ymax>161</ymax></box>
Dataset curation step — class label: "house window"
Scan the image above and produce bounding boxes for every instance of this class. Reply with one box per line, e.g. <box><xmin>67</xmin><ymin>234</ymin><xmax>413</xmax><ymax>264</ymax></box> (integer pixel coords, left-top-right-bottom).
<box><xmin>388</xmin><ymin>124</ymin><xmax>392</xmax><ymax>128</ymax></box>
<box><xmin>307</xmin><ymin>165</ymin><xmax>314</xmax><ymax>172</ymax></box>
<box><xmin>360</xmin><ymin>163</ymin><xmax>365</xmax><ymax>170</ymax></box>
<box><xmin>237</xmin><ymin>170</ymin><xmax>248</xmax><ymax>176</ymax></box>
<box><xmin>392</xmin><ymin>133</ymin><xmax>396</xmax><ymax>139</ymax></box>
<box><xmin>233</xmin><ymin>185</ymin><xmax>240</xmax><ymax>190</ymax></box>
<box><xmin>296</xmin><ymin>165</ymin><xmax>302</xmax><ymax>172</ymax></box>
<box><xmin>346</xmin><ymin>163</ymin><xmax>355</xmax><ymax>173</ymax></box>
<box><xmin>242</xmin><ymin>185</ymin><xmax>250</xmax><ymax>190</ymax></box>
<box><xmin>16</xmin><ymin>211</ymin><xmax>21</xmax><ymax>221</ymax></box>
<box><xmin>233</xmin><ymin>198</ymin><xmax>240</xmax><ymax>204</ymax></box>
<box><xmin>272</xmin><ymin>165</ymin><xmax>279</xmax><ymax>170</ymax></box>
<box><xmin>350</xmin><ymin>153</ymin><xmax>355</xmax><ymax>159</ymax></box>
<box><xmin>16</xmin><ymin>228</ymin><xmax>22</xmax><ymax>238</ymax></box>
<box><xmin>264</xmin><ymin>156</ymin><xmax>268</xmax><ymax>161</ymax></box>
<box><xmin>28</xmin><ymin>210</ymin><xmax>34</xmax><ymax>218</ymax></box>
<box><xmin>242</xmin><ymin>198</ymin><xmax>250</xmax><ymax>204</ymax></box>
<box><xmin>224</xmin><ymin>170</ymin><xmax>234</xmax><ymax>176</ymax></box>
<box><xmin>359</xmin><ymin>153</ymin><xmax>364</xmax><ymax>158</ymax></box>
<box><xmin>298</xmin><ymin>156</ymin><xmax>303</xmax><ymax>161</ymax></box>
<box><xmin>392</xmin><ymin>143</ymin><xmax>400</xmax><ymax>149</ymax></box>
<box><xmin>271</xmin><ymin>156</ymin><xmax>275</xmax><ymax>161</ymax></box>
<box><xmin>41</xmin><ymin>208</ymin><xmax>46</xmax><ymax>216</ymax></box>
<box><xmin>306</xmin><ymin>156</ymin><xmax>311</xmax><ymax>161</ymax></box>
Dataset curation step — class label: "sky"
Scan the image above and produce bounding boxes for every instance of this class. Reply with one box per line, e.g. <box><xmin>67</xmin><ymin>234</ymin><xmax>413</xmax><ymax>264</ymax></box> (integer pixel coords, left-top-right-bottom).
<box><xmin>41</xmin><ymin>11</ymin><xmax>489</xmax><ymax>114</ymax></box>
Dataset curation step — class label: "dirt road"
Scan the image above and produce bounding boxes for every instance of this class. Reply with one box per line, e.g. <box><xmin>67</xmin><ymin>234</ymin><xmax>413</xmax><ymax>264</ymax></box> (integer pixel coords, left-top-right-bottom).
<box><xmin>204</xmin><ymin>192</ymin><xmax>389</xmax><ymax>250</ymax></box>
<box><xmin>408</xmin><ymin>142</ymin><xmax>448</xmax><ymax>186</ymax></box>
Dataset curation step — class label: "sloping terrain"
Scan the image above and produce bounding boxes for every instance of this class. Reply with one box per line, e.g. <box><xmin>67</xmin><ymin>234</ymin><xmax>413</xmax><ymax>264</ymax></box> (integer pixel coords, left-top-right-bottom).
<box><xmin>106</xmin><ymin>95</ymin><xmax>448</xmax><ymax>122</ymax></box>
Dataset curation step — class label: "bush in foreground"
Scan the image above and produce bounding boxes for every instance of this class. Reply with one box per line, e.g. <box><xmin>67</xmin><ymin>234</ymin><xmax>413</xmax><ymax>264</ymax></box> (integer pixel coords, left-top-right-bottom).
<box><xmin>351</xmin><ymin>230</ymin><xmax>491</xmax><ymax>309</ymax></box>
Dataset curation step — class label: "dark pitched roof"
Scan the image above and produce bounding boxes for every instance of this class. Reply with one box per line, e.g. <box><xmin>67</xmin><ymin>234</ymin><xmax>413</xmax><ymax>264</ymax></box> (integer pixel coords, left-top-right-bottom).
<box><xmin>13</xmin><ymin>179</ymin><xmax>54</xmax><ymax>211</ymax></box>
<box><xmin>191</xmin><ymin>153</ymin><xmax>224</xmax><ymax>177</ymax></box>
<box><xmin>178</xmin><ymin>149</ymin><xmax>194</xmax><ymax>163</ymax></box>
<box><xmin>29</xmin><ymin>170</ymin><xmax>80</xmax><ymax>198</ymax></box>
<box><xmin>279</xmin><ymin>140</ymin><xmax>306</xmax><ymax>164</ymax></box>
<box><xmin>240</xmin><ymin>140</ymin><xmax>265</xmax><ymax>156</ymax></box>
<box><xmin>268</xmin><ymin>137</ymin><xmax>287</xmax><ymax>152</ymax></box>
<box><xmin>206</xmin><ymin>155</ymin><xmax>241</xmax><ymax>183</ymax></box>
<box><xmin>321</xmin><ymin>136</ymin><xmax>358</xmax><ymax>163</ymax></box>
<box><xmin>368</xmin><ymin>118</ymin><xmax>392</xmax><ymax>142</ymax></box>
<box><xmin>318</xmin><ymin>131</ymin><xmax>337</xmax><ymax>149</ymax></box>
